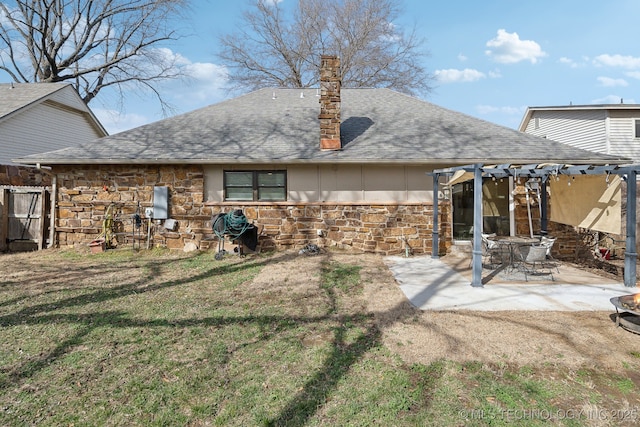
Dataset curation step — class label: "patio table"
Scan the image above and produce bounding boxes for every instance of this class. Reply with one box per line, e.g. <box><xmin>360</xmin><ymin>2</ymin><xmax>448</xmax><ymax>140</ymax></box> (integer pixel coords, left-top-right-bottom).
<box><xmin>489</xmin><ymin>236</ymin><xmax>540</xmax><ymax>269</ymax></box>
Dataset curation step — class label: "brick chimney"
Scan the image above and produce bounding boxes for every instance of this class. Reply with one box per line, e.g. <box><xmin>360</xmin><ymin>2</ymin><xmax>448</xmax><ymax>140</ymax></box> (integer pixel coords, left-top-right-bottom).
<box><xmin>319</xmin><ymin>55</ymin><xmax>341</xmax><ymax>150</ymax></box>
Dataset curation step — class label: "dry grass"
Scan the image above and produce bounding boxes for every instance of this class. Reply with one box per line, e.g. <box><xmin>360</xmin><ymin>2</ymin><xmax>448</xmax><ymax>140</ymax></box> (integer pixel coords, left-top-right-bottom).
<box><xmin>1</xmin><ymin>247</ymin><xmax>640</xmax><ymax>426</ymax></box>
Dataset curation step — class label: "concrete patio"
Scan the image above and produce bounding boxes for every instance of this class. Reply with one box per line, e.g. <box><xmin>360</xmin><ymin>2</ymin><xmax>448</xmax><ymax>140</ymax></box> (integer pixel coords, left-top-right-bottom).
<box><xmin>384</xmin><ymin>254</ymin><xmax>637</xmax><ymax>311</ymax></box>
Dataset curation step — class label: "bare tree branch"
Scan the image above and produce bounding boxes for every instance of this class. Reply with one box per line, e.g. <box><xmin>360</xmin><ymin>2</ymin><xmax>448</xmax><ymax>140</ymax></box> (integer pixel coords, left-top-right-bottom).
<box><xmin>217</xmin><ymin>0</ymin><xmax>433</xmax><ymax>97</ymax></box>
<box><xmin>0</xmin><ymin>0</ymin><xmax>188</xmax><ymax>109</ymax></box>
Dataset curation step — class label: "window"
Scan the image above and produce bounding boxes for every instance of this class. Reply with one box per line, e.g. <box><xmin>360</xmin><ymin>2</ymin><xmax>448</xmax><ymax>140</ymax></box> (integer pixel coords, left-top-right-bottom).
<box><xmin>635</xmin><ymin>119</ymin><xmax>640</xmax><ymax>138</ymax></box>
<box><xmin>224</xmin><ymin>171</ymin><xmax>286</xmax><ymax>201</ymax></box>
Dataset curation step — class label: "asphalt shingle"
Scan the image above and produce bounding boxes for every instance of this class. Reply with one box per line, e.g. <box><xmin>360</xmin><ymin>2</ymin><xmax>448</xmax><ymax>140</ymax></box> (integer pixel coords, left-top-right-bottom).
<box><xmin>0</xmin><ymin>82</ymin><xmax>71</xmax><ymax>120</ymax></box>
<box><xmin>15</xmin><ymin>87</ymin><xmax>630</xmax><ymax>165</ymax></box>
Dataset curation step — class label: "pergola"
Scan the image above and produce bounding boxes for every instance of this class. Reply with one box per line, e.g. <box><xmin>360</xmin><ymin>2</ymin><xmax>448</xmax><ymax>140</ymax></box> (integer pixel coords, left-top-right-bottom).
<box><xmin>430</xmin><ymin>163</ymin><xmax>640</xmax><ymax>288</ymax></box>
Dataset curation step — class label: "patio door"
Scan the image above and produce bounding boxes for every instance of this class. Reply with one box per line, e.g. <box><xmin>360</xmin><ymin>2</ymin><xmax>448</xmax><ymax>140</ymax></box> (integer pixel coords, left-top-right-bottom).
<box><xmin>452</xmin><ymin>178</ymin><xmax>510</xmax><ymax>239</ymax></box>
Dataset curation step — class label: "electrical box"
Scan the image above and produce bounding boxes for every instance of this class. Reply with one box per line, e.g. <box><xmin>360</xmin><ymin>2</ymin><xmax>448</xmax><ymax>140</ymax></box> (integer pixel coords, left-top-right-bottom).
<box><xmin>153</xmin><ymin>186</ymin><xmax>169</xmax><ymax>219</ymax></box>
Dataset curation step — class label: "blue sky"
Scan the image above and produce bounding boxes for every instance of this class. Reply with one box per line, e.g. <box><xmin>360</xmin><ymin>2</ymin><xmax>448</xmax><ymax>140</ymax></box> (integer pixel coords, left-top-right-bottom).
<box><xmin>7</xmin><ymin>0</ymin><xmax>640</xmax><ymax>134</ymax></box>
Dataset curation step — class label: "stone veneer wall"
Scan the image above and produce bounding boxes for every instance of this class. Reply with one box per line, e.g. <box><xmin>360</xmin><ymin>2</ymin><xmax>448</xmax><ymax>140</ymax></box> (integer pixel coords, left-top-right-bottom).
<box><xmin>53</xmin><ymin>164</ymin><xmax>451</xmax><ymax>255</ymax></box>
<box><xmin>210</xmin><ymin>203</ymin><xmax>450</xmax><ymax>256</ymax></box>
<box><xmin>54</xmin><ymin>165</ymin><xmax>209</xmax><ymax>249</ymax></box>
<box><xmin>0</xmin><ymin>165</ymin><xmax>51</xmax><ymax>186</ymax></box>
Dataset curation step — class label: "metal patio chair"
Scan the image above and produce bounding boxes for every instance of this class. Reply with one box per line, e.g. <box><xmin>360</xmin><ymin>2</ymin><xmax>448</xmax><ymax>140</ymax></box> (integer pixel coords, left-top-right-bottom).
<box><xmin>539</xmin><ymin>236</ymin><xmax>560</xmax><ymax>272</ymax></box>
<box><xmin>478</xmin><ymin>233</ymin><xmax>509</xmax><ymax>269</ymax></box>
<box><xmin>515</xmin><ymin>244</ymin><xmax>554</xmax><ymax>281</ymax></box>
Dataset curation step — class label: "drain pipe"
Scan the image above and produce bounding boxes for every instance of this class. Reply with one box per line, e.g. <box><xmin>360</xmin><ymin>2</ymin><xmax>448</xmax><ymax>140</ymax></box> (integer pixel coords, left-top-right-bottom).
<box><xmin>36</xmin><ymin>163</ymin><xmax>56</xmax><ymax>249</ymax></box>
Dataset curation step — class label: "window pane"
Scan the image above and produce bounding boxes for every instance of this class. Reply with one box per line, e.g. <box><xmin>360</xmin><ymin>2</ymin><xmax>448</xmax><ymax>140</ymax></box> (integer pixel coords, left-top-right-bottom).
<box><xmin>258</xmin><ymin>187</ymin><xmax>285</xmax><ymax>201</ymax></box>
<box><xmin>226</xmin><ymin>187</ymin><xmax>253</xmax><ymax>200</ymax></box>
<box><xmin>225</xmin><ymin>172</ymin><xmax>252</xmax><ymax>186</ymax></box>
<box><xmin>635</xmin><ymin>120</ymin><xmax>640</xmax><ymax>138</ymax></box>
<box><xmin>258</xmin><ymin>172</ymin><xmax>285</xmax><ymax>187</ymax></box>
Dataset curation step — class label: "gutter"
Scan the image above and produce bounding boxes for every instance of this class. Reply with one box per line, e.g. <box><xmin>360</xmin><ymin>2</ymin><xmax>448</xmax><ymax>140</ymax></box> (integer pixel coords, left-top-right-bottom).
<box><xmin>13</xmin><ymin>156</ymin><xmax>631</xmax><ymax>167</ymax></box>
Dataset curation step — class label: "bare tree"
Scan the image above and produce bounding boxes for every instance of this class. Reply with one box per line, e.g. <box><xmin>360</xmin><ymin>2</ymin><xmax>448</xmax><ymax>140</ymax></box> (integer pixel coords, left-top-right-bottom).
<box><xmin>0</xmin><ymin>0</ymin><xmax>188</xmax><ymax>110</ymax></box>
<box><xmin>217</xmin><ymin>0</ymin><xmax>433</xmax><ymax>96</ymax></box>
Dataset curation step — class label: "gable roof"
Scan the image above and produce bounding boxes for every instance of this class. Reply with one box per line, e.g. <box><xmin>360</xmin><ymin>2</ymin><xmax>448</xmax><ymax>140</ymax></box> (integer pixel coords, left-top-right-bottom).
<box><xmin>15</xmin><ymin>87</ymin><xmax>629</xmax><ymax>166</ymax></box>
<box><xmin>0</xmin><ymin>83</ymin><xmax>65</xmax><ymax>119</ymax></box>
<box><xmin>0</xmin><ymin>83</ymin><xmax>104</xmax><ymax>131</ymax></box>
<box><xmin>518</xmin><ymin>103</ymin><xmax>640</xmax><ymax>132</ymax></box>
<box><xmin>1</xmin><ymin>83</ymin><xmax>108</xmax><ymax>165</ymax></box>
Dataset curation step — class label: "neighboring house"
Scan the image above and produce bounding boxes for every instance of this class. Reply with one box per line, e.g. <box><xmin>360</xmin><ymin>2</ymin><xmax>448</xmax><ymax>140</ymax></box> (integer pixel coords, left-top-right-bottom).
<box><xmin>0</xmin><ymin>82</ymin><xmax>108</xmax><ymax>185</ymax></box>
<box><xmin>1</xmin><ymin>82</ymin><xmax>107</xmax><ymax>251</ymax></box>
<box><xmin>519</xmin><ymin>104</ymin><xmax>640</xmax><ymax>251</ymax></box>
<box><xmin>14</xmin><ymin>56</ymin><xmax>628</xmax><ymax>255</ymax></box>
<box><xmin>518</xmin><ymin>104</ymin><xmax>640</xmax><ymax>165</ymax></box>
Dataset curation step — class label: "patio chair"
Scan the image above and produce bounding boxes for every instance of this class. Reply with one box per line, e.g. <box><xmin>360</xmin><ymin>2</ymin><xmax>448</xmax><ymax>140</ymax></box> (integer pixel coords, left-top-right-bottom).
<box><xmin>514</xmin><ymin>244</ymin><xmax>554</xmax><ymax>281</ymax></box>
<box><xmin>539</xmin><ymin>236</ymin><xmax>560</xmax><ymax>272</ymax></box>
<box><xmin>478</xmin><ymin>233</ymin><xmax>509</xmax><ymax>269</ymax></box>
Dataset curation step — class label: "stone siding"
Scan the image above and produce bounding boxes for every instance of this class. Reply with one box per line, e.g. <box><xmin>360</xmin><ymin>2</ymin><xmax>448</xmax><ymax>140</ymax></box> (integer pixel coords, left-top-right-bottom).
<box><xmin>210</xmin><ymin>203</ymin><xmax>449</xmax><ymax>256</ymax></box>
<box><xmin>54</xmin><ymin>165</ymin><xmax>209</xmax><ymax>249</ymax></box>
<box><xmin>0</xmin><ymin>165</ymin><xmax>51</xmax><ymax>186</ymax></box>
<box><xmin>52</xmin><ymin>164</ymin><xmax>450</xmax><ymax>255</ymax></box>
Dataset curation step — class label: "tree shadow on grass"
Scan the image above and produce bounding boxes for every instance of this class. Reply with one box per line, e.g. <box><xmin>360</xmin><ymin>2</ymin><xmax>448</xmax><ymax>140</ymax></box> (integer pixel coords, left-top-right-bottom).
<box><xmin>0</xmin><ymin>250</ymin><xmax>447</xmax><ymax>424</ymax></box>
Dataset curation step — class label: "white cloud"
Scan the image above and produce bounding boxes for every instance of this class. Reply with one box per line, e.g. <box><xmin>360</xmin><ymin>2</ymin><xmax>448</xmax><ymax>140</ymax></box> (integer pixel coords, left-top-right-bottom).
<box><xmin>488</xmin><ymin>69</ymin><xmax>502</xmax><ymax>78</ymax></box>
<box><xmin>152</xmin><ymin>51</ymin><xmax>230</xmax><ymax>113</ymax></box>
<box><xmin>434</xmin><ymin>68</ymin><xmax>485</xmax><ymax>83</ymax></box>
<box><xmin>591</xmin><ymin>95</ymin><xmax>635</xmax><ymax>104</ymax></box>
<box><xmin>457</xmin><ymin>53</ymin><xmax>468</xmax><ymax>62</ymax></box>
<box><xmin>485</xmin><ymin>29</ymin><xmax>547</xmax><ymax>64</ymax></box>
<box><xmin>626</xmin><ymin>71</ymin><xmax>640</xmax><ymax>79</ymax></box>
<box><xmin>558</xmin><ymin>57</ymin><xmax>582</xmax><ymax>68</ymax></box>
<box><xmin>176</xmin><ymin>61</ymin><xmax>229</xmax><ymax>104</ymax></box>
<box><xmin>594</xmin><ymin>54</ymin><xmax>640</xmax><ymax>69</ymax></box>
<box><xmin>476</xmin><ymin>105</ymin><xmax>525</xmax><ymax>116</ymax></box>
<box><xmin>597</xmin><ymin>76</ymin><xmax>628</xmax><ymax>87</ymax></box>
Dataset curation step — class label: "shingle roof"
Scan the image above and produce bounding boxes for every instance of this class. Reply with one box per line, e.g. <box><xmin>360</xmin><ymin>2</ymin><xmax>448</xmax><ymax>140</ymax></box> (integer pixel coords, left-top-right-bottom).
<box><xmin>0</xmin><ymin>82</ymin><xmax>70</xmax><ymax>119</ymax></box>
<box><xmin>15</xmin><ymin>87</ymin><xmax>630</xmax><ymax>166</ymax></box>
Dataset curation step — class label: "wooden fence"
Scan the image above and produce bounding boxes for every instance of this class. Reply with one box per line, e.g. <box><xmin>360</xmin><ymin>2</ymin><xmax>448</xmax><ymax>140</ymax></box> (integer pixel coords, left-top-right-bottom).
<box><xmin>0</xmin><ymin>186</ymin><xmax>51</xmax><ymax>251</ymax></box>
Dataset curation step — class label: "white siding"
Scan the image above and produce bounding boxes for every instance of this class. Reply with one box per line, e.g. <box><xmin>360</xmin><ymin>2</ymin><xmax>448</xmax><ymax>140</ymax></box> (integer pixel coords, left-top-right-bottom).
<box><xmin>525</xmin><ymin>110</ymin><xmax>607</xmax><ymax>153</ymax></box>
<box><xmin>204</xmin><ymin>164</ymin><xmax>435</xmax><ymax>203</ymax></box>
<box><xmin>609</xmin><ymin>111</ymin><xmax>640</xmax><ymax>164</ymax></box>
<box><xmin>1</xmin><ymin>100</ymin><xmax>104</xmax><ymax>165</ymax></box>
<box><xmin>49</xmin><ymin>86</ymin><xmax>92</xmax><ymax>111</ymax></box>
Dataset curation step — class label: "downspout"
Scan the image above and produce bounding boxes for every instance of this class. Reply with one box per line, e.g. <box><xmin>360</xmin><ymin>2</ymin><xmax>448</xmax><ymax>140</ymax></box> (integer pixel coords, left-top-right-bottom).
<box><xmin>36</xmin><ymin>163</ymin><xmax>56</xmax><ymax>249</ymax></box>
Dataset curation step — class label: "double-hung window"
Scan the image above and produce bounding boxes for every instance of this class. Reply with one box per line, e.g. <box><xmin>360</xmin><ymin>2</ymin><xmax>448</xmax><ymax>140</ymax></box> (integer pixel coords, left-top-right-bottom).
<box><xmin>635</xmin><ymin>119</ymin><xmax>640</xmax><ymax>139</ymax></box>
<box><xmin>224</xmin><ymin>171</ymin><xmax>286</xmax><ymax>201</ymax></box>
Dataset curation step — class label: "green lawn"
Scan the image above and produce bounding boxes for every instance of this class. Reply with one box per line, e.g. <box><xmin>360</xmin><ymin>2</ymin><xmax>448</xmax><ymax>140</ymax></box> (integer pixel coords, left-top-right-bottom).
<box><xmin>1</xmin><ymin>248</ymin><xmax>639</xmax><ymax>426</ymax></box>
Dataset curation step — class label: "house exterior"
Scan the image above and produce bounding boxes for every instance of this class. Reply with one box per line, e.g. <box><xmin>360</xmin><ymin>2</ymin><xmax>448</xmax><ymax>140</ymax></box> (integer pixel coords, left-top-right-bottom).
<box><xmin>1</xmin><ymin>82</ymin><xmax>108</xmax><ymax>251</ymax></box>
<box><xmin>14</xmin><ymin>56</ymin><xmax>628</xmax><ymax>255</ymax></box>
<box><xmin>518</xmin><ymin>104</ymin><xmax>640</xmax><ymax>165</ymax></box>
<box><xmin>0</xmin><ymin>82</ymin><xmax>108</xmax><ymax>186</ymax></box>
<box><xmin>519</xmin><ymin>104</ymin><xmax>640</xmax><ymax>252</ymax></box>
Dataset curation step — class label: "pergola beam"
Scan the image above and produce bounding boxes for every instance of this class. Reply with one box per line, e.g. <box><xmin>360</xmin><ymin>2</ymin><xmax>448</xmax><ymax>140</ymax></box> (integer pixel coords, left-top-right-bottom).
<box><xmin>431</xmin><ymin>162</ymin><xmax>640</xmax><ymax>288</ymax></box>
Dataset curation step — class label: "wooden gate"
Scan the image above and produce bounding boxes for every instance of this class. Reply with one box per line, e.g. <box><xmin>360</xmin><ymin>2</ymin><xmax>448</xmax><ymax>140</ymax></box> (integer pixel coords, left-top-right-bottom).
<box><xmin>0</xmin><ymin>186</ymin><xmax>51</xmax><ymax>251</ymax></box>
